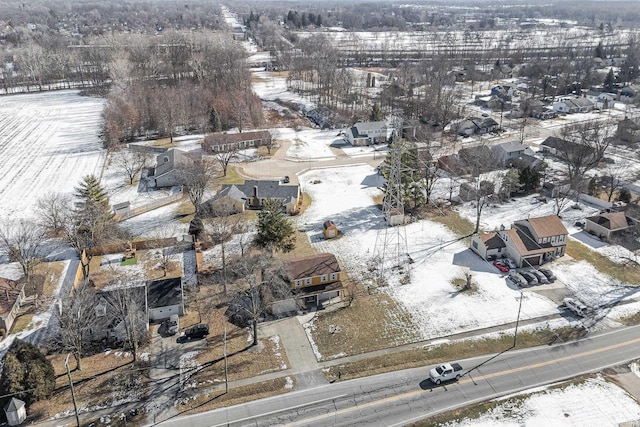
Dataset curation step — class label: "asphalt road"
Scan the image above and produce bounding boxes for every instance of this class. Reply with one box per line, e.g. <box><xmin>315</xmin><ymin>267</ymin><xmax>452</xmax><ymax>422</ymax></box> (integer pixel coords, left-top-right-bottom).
<box><xmin>155</xmin><ymin>324</ymin><xmax>640</xmax><ymax>427</ymax></box>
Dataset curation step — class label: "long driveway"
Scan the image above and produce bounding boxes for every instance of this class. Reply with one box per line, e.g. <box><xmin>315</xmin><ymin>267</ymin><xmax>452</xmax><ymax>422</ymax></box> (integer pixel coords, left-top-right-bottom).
<box><xmin>156</xmin><ymin>324</ymin><xmax>640</xmax><ymax>427</ymax></box>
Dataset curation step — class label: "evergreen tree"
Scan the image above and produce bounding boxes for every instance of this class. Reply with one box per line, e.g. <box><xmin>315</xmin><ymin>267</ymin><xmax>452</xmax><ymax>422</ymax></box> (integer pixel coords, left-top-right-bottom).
<box><xmin>604</xmin><ymin>68</ymin><xmax>616</xmax><ymax>91</ymax></box>
<box><xmin>316</xmin><ymin>14</ymin><xmax>322</xmax><ymax>27</ymax></box>
<box><xmin>617</xmin><ymin>187</ymin><xmax>632</xmax><ymax>203</ymax></box>
<box><xmin>255</xmin><ymin>199</ymin><xmax>295</xmax><ymax>253</ymax></box>
<box><xmin>0</xmin><ymin>340</ymin><xmax>55</xmax><ymax>406</ymax></box>
<box><xmin>75</xmin><ymin>175</ymin><xmax>111</xmax><ymax>213</ymax></box>
<box><xmin>595</xmin><ymin>41</ymin><xmax>604</xmax><ymax>59</ymax></box>
<box><xmin>519</xmin><ymin>166</ymin><xmax>541</xmax><ymax>192</ymax></box>
<box><xmin>370</xmin><ymin>103</ymin><xmax>383</xmax><ymax>121</ymax></box>
<box><xmin>209</xmin><ymin>108</ymin><xmax>222</xmax><ymax>132</ymax></box>
<box><xmin>588</xmin><ymin>176</ymin><xmax>598</xmax><ymax>196</ymax></box>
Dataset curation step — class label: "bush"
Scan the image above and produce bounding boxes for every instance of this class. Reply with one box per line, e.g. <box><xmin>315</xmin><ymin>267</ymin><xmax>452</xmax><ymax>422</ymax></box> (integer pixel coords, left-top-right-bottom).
<box><xmin>0</xmin><ymin>340</ymin><xmax>55</xmax><ymax>406</ymax></box>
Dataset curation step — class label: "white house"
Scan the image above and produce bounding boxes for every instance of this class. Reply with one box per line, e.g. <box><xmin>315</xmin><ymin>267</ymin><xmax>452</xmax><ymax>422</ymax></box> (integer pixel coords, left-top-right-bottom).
<box><xmin>346</xmin><ymin>121</ymin><xmax>390</xmax><ymax>146</ymax></box>
<box><xmin>584</xmin><ymin>211</ymin><xmax>632</xmax><ymax>240</ymax></box>
<box><xmin>147</xmin><ymin>278</ymin><xmax>185</xmax><ymax>322</ymax></box>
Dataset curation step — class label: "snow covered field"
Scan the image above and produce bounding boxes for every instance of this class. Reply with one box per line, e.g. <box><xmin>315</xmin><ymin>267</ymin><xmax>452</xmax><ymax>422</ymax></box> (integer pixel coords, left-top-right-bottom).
<box><xmin>299</xmin><ymin>165</ymin><xmax>559</xmax><ymax>340</ymax></box>
<box><xmin>252</xmin><ymin>71</ymin><xmax>315</xmax><ymax>112</ymax></box>
<box><xmin>280</xmin><ymin>127</ymin><xmax>339</xmax><ymax>160</ymax></box>
<box><xmin>445</xmin><ymin>376</ymin><xmax>640</xmax><ymax>427</ymax></box>
<box><xmin>0</xmin><ymin>91</ymin><xmax>106</xmax><ymax>219</ymax></box>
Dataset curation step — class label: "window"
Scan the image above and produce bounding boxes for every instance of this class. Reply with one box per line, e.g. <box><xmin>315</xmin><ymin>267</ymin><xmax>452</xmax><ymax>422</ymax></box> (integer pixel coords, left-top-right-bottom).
<box><xmin>330</xmin><ymin>272</ymin><xmax>338</xmax><ymax>281</ymax></box>
<box><xmin>305</xmin><ymin>277</ymin><xmax>312</xmax><ymax>285</ymax></box>
<box><xmin>321</xmin><ymin>275</ymin><xmax>328</xmax><ymax>282</ymax></box>
<box><xmin>295</xmin><ymin>279</ymin><xmax>302</xmax><ymax>287</ymax></box>
<box><xmin>472</xmin><ymin>241</ymin><xmax>478</xmax><ymax>249</ymax></box>
<box><xmin>498</xmin><ymin>247</ymin><xmax>502</xmax><ymax>253</ymax></box>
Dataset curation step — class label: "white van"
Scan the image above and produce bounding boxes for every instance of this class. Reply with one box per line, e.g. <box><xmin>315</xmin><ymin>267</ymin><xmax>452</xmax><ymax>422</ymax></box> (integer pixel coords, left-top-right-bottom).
<box><xmin>562</xmin><ymin>298</ymin><xmax>589</xmax><ymax>317</ymax></box>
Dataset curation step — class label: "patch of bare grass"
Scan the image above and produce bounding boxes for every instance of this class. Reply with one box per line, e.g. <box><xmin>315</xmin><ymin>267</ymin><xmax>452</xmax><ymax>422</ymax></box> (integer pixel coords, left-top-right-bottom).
<box><xmin>310</xmin><ymin>290</ymin><xmax>421</xmax><ymax>360</ymax></box>
<box><xmin>177</xmin><ymin>377</ymin><xmax>294</xmax><ymax>415</ymax></box>
<box><xmin>10</xmin><ymin>313</ymin><xmax>34</xmax><ymax>334</ymax></box>
<box><xmin>566</xmin><ymin>240</ymin><xmax>640</xmax><ymax>284</ymax></box>
<box><xmin>35</xmin><ymin>261</ymin><xmax>66</xmax><ymax>299</ymax></box>
<box><xmin>618</xmin><ymin>311</ymin><xmax>640</xmax><ymax>325</ymax></box>
<box><xmin>217</xmin><ymin>166</ymin><xmax>245</xmax><ymax>186</ymax></box>
<box><xmin>323</xmin><ymin>328</ymin><xmax>564</xmax><ymax>382</ymax></box>
<box><xmin>429</xmin><ymin>208</ymin><xmax>475</xmax><ymax>238</ymax></box>
<box><xmin>28</xmin><ymin>352</ymin><xmax>149</xmax><ymax>423</ymax></box>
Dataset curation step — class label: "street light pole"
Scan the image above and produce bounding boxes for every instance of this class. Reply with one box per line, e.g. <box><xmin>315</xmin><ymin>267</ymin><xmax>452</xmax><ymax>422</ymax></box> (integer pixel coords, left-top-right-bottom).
<box><xmin>64</xmin><ymin>354</ymin><xmax>80</xmax><ymax>427</ymax></box>
<box><xmin>513</xmin><ymin>289</ymin><xmax>524</xmax><ymax>348</ymax></box>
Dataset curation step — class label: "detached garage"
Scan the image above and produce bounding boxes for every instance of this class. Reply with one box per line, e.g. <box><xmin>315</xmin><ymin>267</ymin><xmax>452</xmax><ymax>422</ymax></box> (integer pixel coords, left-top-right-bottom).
<box><xmin>147</xmin><ymin>278</ymin><xmax>185</xmax><ymax>322</ymax></box>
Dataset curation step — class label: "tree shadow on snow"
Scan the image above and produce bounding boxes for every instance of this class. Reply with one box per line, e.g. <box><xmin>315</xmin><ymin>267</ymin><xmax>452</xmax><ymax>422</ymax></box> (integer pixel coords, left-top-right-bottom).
<box><xmin>452</xmin><ymin>249</ymin><xmax>497</xmax><ymax>274</ymax></box>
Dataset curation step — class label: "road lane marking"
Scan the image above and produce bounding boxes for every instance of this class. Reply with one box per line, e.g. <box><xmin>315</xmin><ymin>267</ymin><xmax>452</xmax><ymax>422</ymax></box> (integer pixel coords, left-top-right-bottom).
<box><xmin>283</xmin><ymin>336</ymin><xmax>640</xmax><ymax>426</ymax></box>
<box><xmin>209</xmin><ymin>394</ymin><xmax>348</xmax><ymax>427</ymax></box>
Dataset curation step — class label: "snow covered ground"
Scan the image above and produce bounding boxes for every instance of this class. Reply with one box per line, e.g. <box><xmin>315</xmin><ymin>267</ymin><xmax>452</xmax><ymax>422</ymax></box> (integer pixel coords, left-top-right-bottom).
<box><xmin>299</xmin><ymin>165</ymin><xmax>559</xmax><ymax>341</ymax></box>
<box><xmin>281</xmin><ymin>127</ymin><xmax>339</xmax><ymax>160</ymax></box>
<box><xmin>252</xmin><ymin>71</ymin><xmax>315</xmax><ymax>112</ymax></box>
<box><xmin>444</xmin><ymin>376</ymin><xmax>640</xmax><ymax>427</ymax></box>
<box><xmin>0</xmin><ymin>90</ymin><xmax>106</xmax><ymax>219</ymax></box>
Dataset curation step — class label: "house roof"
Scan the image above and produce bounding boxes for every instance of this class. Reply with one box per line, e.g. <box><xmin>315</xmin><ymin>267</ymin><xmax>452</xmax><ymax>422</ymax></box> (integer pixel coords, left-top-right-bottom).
<box><xmin>204</xmin><ymin>130</ymin><xmax>271</xmax><ymax>147</ymax></box>
<box><xmin>288</xmin><ymin>253</ymin><xmax>341</xmax><ymax>280</ymax></box>
<box><xmin>569</xmin><ymin>98</ymin><xmax>594</xmax><ymax>108</ymax></box>
<box><xmin>228</xmin><ymin>180</ymin><xmax>299</xmax><ymax>203</ymax></box>
<box><xmin>495</xmin><ymin>141</ymin><xmax>528</xmax><ymax>153</ymax></box>
<box><xmin>154</xmin><ymin>148</ymin><xmax>196</xmax><ymax>178</ymax></box>
<box><xmin>479</xmin><ymin>232</ymin><xmax>506</xmax><ymax>250</ymax></box>
<box><xmin>353</xmin><ymin>121</ymin><xmax>387</xmax><ymax>133</ymax></box>
<box><xmin>212</xmin><ymin>185</ymin><xmax>246</xmax><ymax>203</ymax></box>
<box><xmin>541</xmin><ymin>136</ymin><xmax>568</xmax><ymax>150</ymax></box>
<box><xmin>586</xmin><ymin>211</ymin><xmax>631</xmax><ymax>230</ymax></box>
<box><xmin>502</xmin><ymin>228</ymin><xmax>550</xmax><ymax>256</ymax></box>
<box><xmin>147</xmin><ymin>278</ymin><xmax>183</xmax><ymax>309</ymax></box>
<box><xmin>294</xmin><ymin>280</ymin><xmax>344</xmax><ymax>297</ymax></box>
<box><xmin>4</xmin><ymin>397</ymin><xmax>25</xmax><ymax>412</ymax></box>
<box><xmin>523</xmin><ymin>214</ymin><xmax>568</xmax><ymax>238</ymax></box>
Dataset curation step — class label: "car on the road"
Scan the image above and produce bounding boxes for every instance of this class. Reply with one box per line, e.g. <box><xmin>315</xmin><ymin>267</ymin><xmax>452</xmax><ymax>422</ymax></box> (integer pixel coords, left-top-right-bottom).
<box><xmin>493</xmin><ymin>260</ymin><xmax>509</xmax><ymax>273</ymax></box>
<box><xmin>519</xmin><ymin>271</ymin><xmax>538</xmax><ymax>285</ymax></box>
<box><xmin>184</xmin><ymin>323</ymin><xmax>210</xmax><ymax>340</ymax></box>
<box><xmin>429</xmin><ymin>362</ymin><xmax>463</xmax><ymax>385</ymax></box>
<box><xmin>163</xmin><ymin>315</ymin><xmax>179</xmax><ymax>335</ymax></box>
<box><xmin>539</xmin><ymin>268</ymin><xmax>556</xmax><ymax>282</ymax></box>
<box><xmin>562</xmin><ymin>298</ymin><xmax>590</xmax><ymax>317</ymax></box>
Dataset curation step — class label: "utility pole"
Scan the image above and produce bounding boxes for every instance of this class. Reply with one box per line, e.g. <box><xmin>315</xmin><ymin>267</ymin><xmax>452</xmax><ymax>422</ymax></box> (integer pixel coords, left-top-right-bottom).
<box><xmin>224</xmin><ymin>323</ymin><xmax>229</xmax><ymax>394</ymax></box>
<box><xmin>65</xmin><ymin>354</ymin><xmax>80</xmax><ymax>427</ymax></box>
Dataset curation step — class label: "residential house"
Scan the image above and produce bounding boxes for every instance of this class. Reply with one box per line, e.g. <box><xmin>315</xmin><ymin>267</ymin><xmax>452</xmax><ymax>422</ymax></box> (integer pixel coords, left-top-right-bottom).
<box><xmin>93</xmin><ymin>285</ymin><xmax>148</xmax><ymax>342</ymax></box>
<box><xmin>0</xmin><ymin>279</ymin><xmax>24</xmax><ymax>333</ymax></box>
<box><xmin>584</xmin><ymin>211</ymin><xmax>632</xmax><ymax>240</ymax></box>
<box><xmin>149</xmin><ymin>148</ymin><xmax>197</xmax><ymax>188</ymax></box>
<box><xmin>323</xmin><ymin>220</ymin><xmax>339</xmax><ymax>239</ymax></box>
<box><xmin>616</xmin><ymin>117</ymin><xmax>640</xmax><ymax>143</ymax></box>
<box><xmin>209</xmin><ymin>180</ymin><xmax>301</xmax><ymax>215</ymax></box>
<box><xmin>287</xmin><ymin>253</ymin><xmax>343</xmax><ymax>307</ymax></box>
<box><xmin>206</xmin><ymin>185</ymin><xmax>247</xmax><ymax>215</ymax></box>
<box><xmin>203</xmin><ymin>130</ymin><xmax>272</xmax><ymax>154</ymax></box>
<box><xmin>540</xmin><ymin>136</ymin><xmax>597</xmax><ymax>163</ymax></box>
<box><xmin>470</xmin><ymin>232</ymin><xmax>506</xmax><ymax>260</ymax></box>
<box><xmin>553</xmin><ymin>100</ymin><xmax>578</xmax><ymax>114</ymax></box>
<box><xmin>147</xmin><ymin>278</ymin><xmax>185</xmax><ymax>322</ymax></box>
<box><xmin>491</xmin><ymin>85</ymin><xmax>515</xmax><ymax>101</ymax></box>
<box><xmin>346</xmin><ymin>121</ymin><xmax>390</xmax><ymax>146</ymax></box>
<box><xmin>456</xmin><ymin>117</ymin><xmax>500</xmax><ymax>136</ymax></box>
<box><xmin>471</xmin><ymin>215</ymin><xmax>568</xmax><ymax>267</ymax></box>
<box><xmin>491</xmin><ymin>141</ymin><xmax>533</xmax><ymax>166</ymax></box>
<box><xmin>569</xmin><ymin>97</ymin><xmax>594</xmax><ymax>113</ymax></box>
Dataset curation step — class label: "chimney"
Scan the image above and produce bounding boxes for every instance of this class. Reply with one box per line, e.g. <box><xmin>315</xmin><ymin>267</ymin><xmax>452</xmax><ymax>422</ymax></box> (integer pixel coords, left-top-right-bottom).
<box><xmin>253</xmin><ymin>186</ymin><xmax>258</xmax><ymax>198</ymax></box>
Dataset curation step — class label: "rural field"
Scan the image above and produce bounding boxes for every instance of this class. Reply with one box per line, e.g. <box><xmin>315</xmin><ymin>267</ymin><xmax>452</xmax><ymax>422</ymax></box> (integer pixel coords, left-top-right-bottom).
<box><xmin>0</xmin><ymin>90</ymin><xmax>106</xmax><ymax>219</ymax></box>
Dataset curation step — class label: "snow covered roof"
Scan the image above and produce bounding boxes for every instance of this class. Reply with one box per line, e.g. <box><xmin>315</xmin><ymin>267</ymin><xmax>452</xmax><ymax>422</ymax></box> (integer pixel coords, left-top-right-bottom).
<box><xmin>495</xmin><ymin>141</ymin><xmax>528</xmax><ymax>153</ymax></box>
<box><xmin>212</xmin><ymin>185</ymin><xmax>246</xmax><ymax>203</ymax></box>
<box><xmin>230</xmin><ymin>180</ymin><xmax>299</xmax><ymax>203</ymax></box>
<box><xmin>353</xmin><ymin>121</ymin><xmax>387</xmax><ymax>133</ymax></box>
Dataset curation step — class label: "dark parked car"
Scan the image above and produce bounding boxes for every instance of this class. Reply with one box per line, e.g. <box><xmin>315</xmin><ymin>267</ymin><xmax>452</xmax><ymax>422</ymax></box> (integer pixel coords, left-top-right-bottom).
<box><xmin>519</xmin><ymin>271</ymin><xmax>538</xmax><ymax>285</ymax></box>
<box><xmin>184</xmin><ymin>323</ymin><xmax>209</xmax><ymax>340</ymax></box>
<box><xmin>539</xmin><ymin>268</ymin><xmax>556</xmax><ymax>282</ymax></box>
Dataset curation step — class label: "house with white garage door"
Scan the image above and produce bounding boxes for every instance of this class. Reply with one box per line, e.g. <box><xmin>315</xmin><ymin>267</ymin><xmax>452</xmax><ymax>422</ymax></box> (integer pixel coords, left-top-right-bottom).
<box><xmin>471</xmin><ymin>214</ymin><xmax>568</xmax><ymax>268</ymax></box>
<box><xmin>147</xmin><ymin>278</ymin><xmax>185</xmax><ymax>322</ymax></box>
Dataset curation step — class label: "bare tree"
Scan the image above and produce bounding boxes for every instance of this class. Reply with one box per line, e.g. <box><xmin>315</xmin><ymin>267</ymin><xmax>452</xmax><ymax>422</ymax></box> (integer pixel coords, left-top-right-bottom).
<box><xmin>178</xmin><ymin>158</ymin><xmax>216</xmax><ymax>215</ymax></box>
<box><xmin>227</xmin><ymin>252</ymin><xmax>290</xmax><ymax>346</ymax></box>
<box><xmin>35</xmin><ymin>193</ymin><xmax>72</xmax><ymax>236</ymax></box>
<box><xmin>56</xmin><ymin>280</ymin><xmax>98</xmax><ymax>371</ymax></box>
<box><xmin>559</xmin><ymin>120</ymin><xmax>613</xmax><ymax>200</ymax></box>
<box><xmin>103</xmin><ymin>284</ymin><xmax>147</xmax><ymax>363</ymax></box>
<box><xmin>206</xmin><ymin>207</ymin><xmax>243</xmax><ymax>295</ymax></box>
<box><xmin>115</xmin><ymin>150</ymin><xmax>149</xmax><ymax>185</ymax></box>
<box><xmin>0</xmin><ymin>220</ymin><xmax>46</xmax><ymax>299</ymax></box>
<box><xmin>214</xmin><ymin>148</ymin><xmax>238</xmax><ymax>177</ymax></box>
<box><xmin>602</xmin><ymin>165</ymin><xmax>625</xmax><ymax>202</ymax></box>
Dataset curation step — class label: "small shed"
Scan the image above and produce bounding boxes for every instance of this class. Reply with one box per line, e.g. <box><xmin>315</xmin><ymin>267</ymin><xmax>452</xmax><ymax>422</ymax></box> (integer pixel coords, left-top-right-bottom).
<box><xmin>323</xmin><ymin>220</ymin><xmax>339</xmax><ymax>239</ymax></box>
<box><xmin>4</xmin><ymin>397</ymin><xmax>26</xmax><ymax>426</ymax></box>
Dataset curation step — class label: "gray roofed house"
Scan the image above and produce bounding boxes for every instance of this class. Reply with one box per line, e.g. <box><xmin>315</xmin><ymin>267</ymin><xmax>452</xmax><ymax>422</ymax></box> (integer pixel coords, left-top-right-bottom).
<box><xmin>456</xmin><ymin>117</ymin><xmax>500</xmax><ymax>136</ymax></box>
<box><xmin>346</xmin><ymin>121</ymin><xmax>389</xmax><ymax>146</ymax></box>
<box><xmin>211</xmin><ymin>179</ymin><xmax>302</xmax><ymax>214</ymax></box>
<box><xmin>568</xmin><ymin>97</ymin><xmax>594</xmax><ymax>112</ymax></box>
<box><xmin>147</xmin><ymin>278</ymin><xmax>185</xmax><ymax>322</ymax></box>
<box><xmin>491</xmin><ymin>141</ymin><xmax>532</xmax><ymax>166</ymax></box>
<box><xmin>150</xmin><ymin>148</ymin><xmax>198</xmax><ymax>188</ymax></box>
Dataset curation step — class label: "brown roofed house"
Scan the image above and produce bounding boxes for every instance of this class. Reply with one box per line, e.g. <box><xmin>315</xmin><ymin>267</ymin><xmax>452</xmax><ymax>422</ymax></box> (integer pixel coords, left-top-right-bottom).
<box><xmin>203</xmin><ymin>131</ymin><xmax>272</xmax><ymax>154</ymax></box>
<box><xmin>287</xmin><ymin>253</ymin><xmax>343</xmax><ymax>308</ymax></box>
<box><xmin>584</xmin><ymin>211</ymin><xmax>632</xmax><ymax>240</ymax></box>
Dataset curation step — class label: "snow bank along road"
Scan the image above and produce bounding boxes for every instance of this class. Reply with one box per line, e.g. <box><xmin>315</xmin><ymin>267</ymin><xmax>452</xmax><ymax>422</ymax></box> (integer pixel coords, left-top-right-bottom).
<box><xmin>0</xmin><ymin>91</ymin><xmax>106</xmax><ymax>219</ymax></box>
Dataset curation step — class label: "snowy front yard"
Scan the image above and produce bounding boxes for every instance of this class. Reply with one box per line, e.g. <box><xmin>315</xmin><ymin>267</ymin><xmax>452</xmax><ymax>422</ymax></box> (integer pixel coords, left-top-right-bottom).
<box><xmin>299</xmin><ymin>165</ymin><xmax>559</xmax><ymax>342</ymax></box>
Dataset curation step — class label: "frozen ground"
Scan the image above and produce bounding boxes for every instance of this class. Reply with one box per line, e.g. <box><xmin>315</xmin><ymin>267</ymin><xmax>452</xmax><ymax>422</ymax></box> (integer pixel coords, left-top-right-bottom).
<box><xmin>252</xmin><ymin>71</ymin><xmax>315</xmax><ymax>112</ymax></box>
<box><xmin>0</xmin><ymin>90</ymin><xmax>106</xmax><ymax>219</ymax></box>
<box><xmin>444</xmin><ymin>376</ymin><xmax>640</xmax><ymax>427</ymax></box>
<box><xmin>299</xmin><ymin>165</ymin><xmax>559</xmax><ymax>341</ymax></box>
<box><xmin>120</xmin><ymin>202</ymin><xmax>189</xmax><ymax>239</ymax></box>
<box><xmin>281</xmin><ymin>127</ymin><xmax>339</xmax><ymax>160</ymax></box>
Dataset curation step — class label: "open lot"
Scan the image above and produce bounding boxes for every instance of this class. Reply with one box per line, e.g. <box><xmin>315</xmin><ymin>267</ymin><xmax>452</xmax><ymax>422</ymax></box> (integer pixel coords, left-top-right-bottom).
<box><xmin>0</xmin><ymin>91</ymin><xmax>106</xmax><ymax>219</ymax></box>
